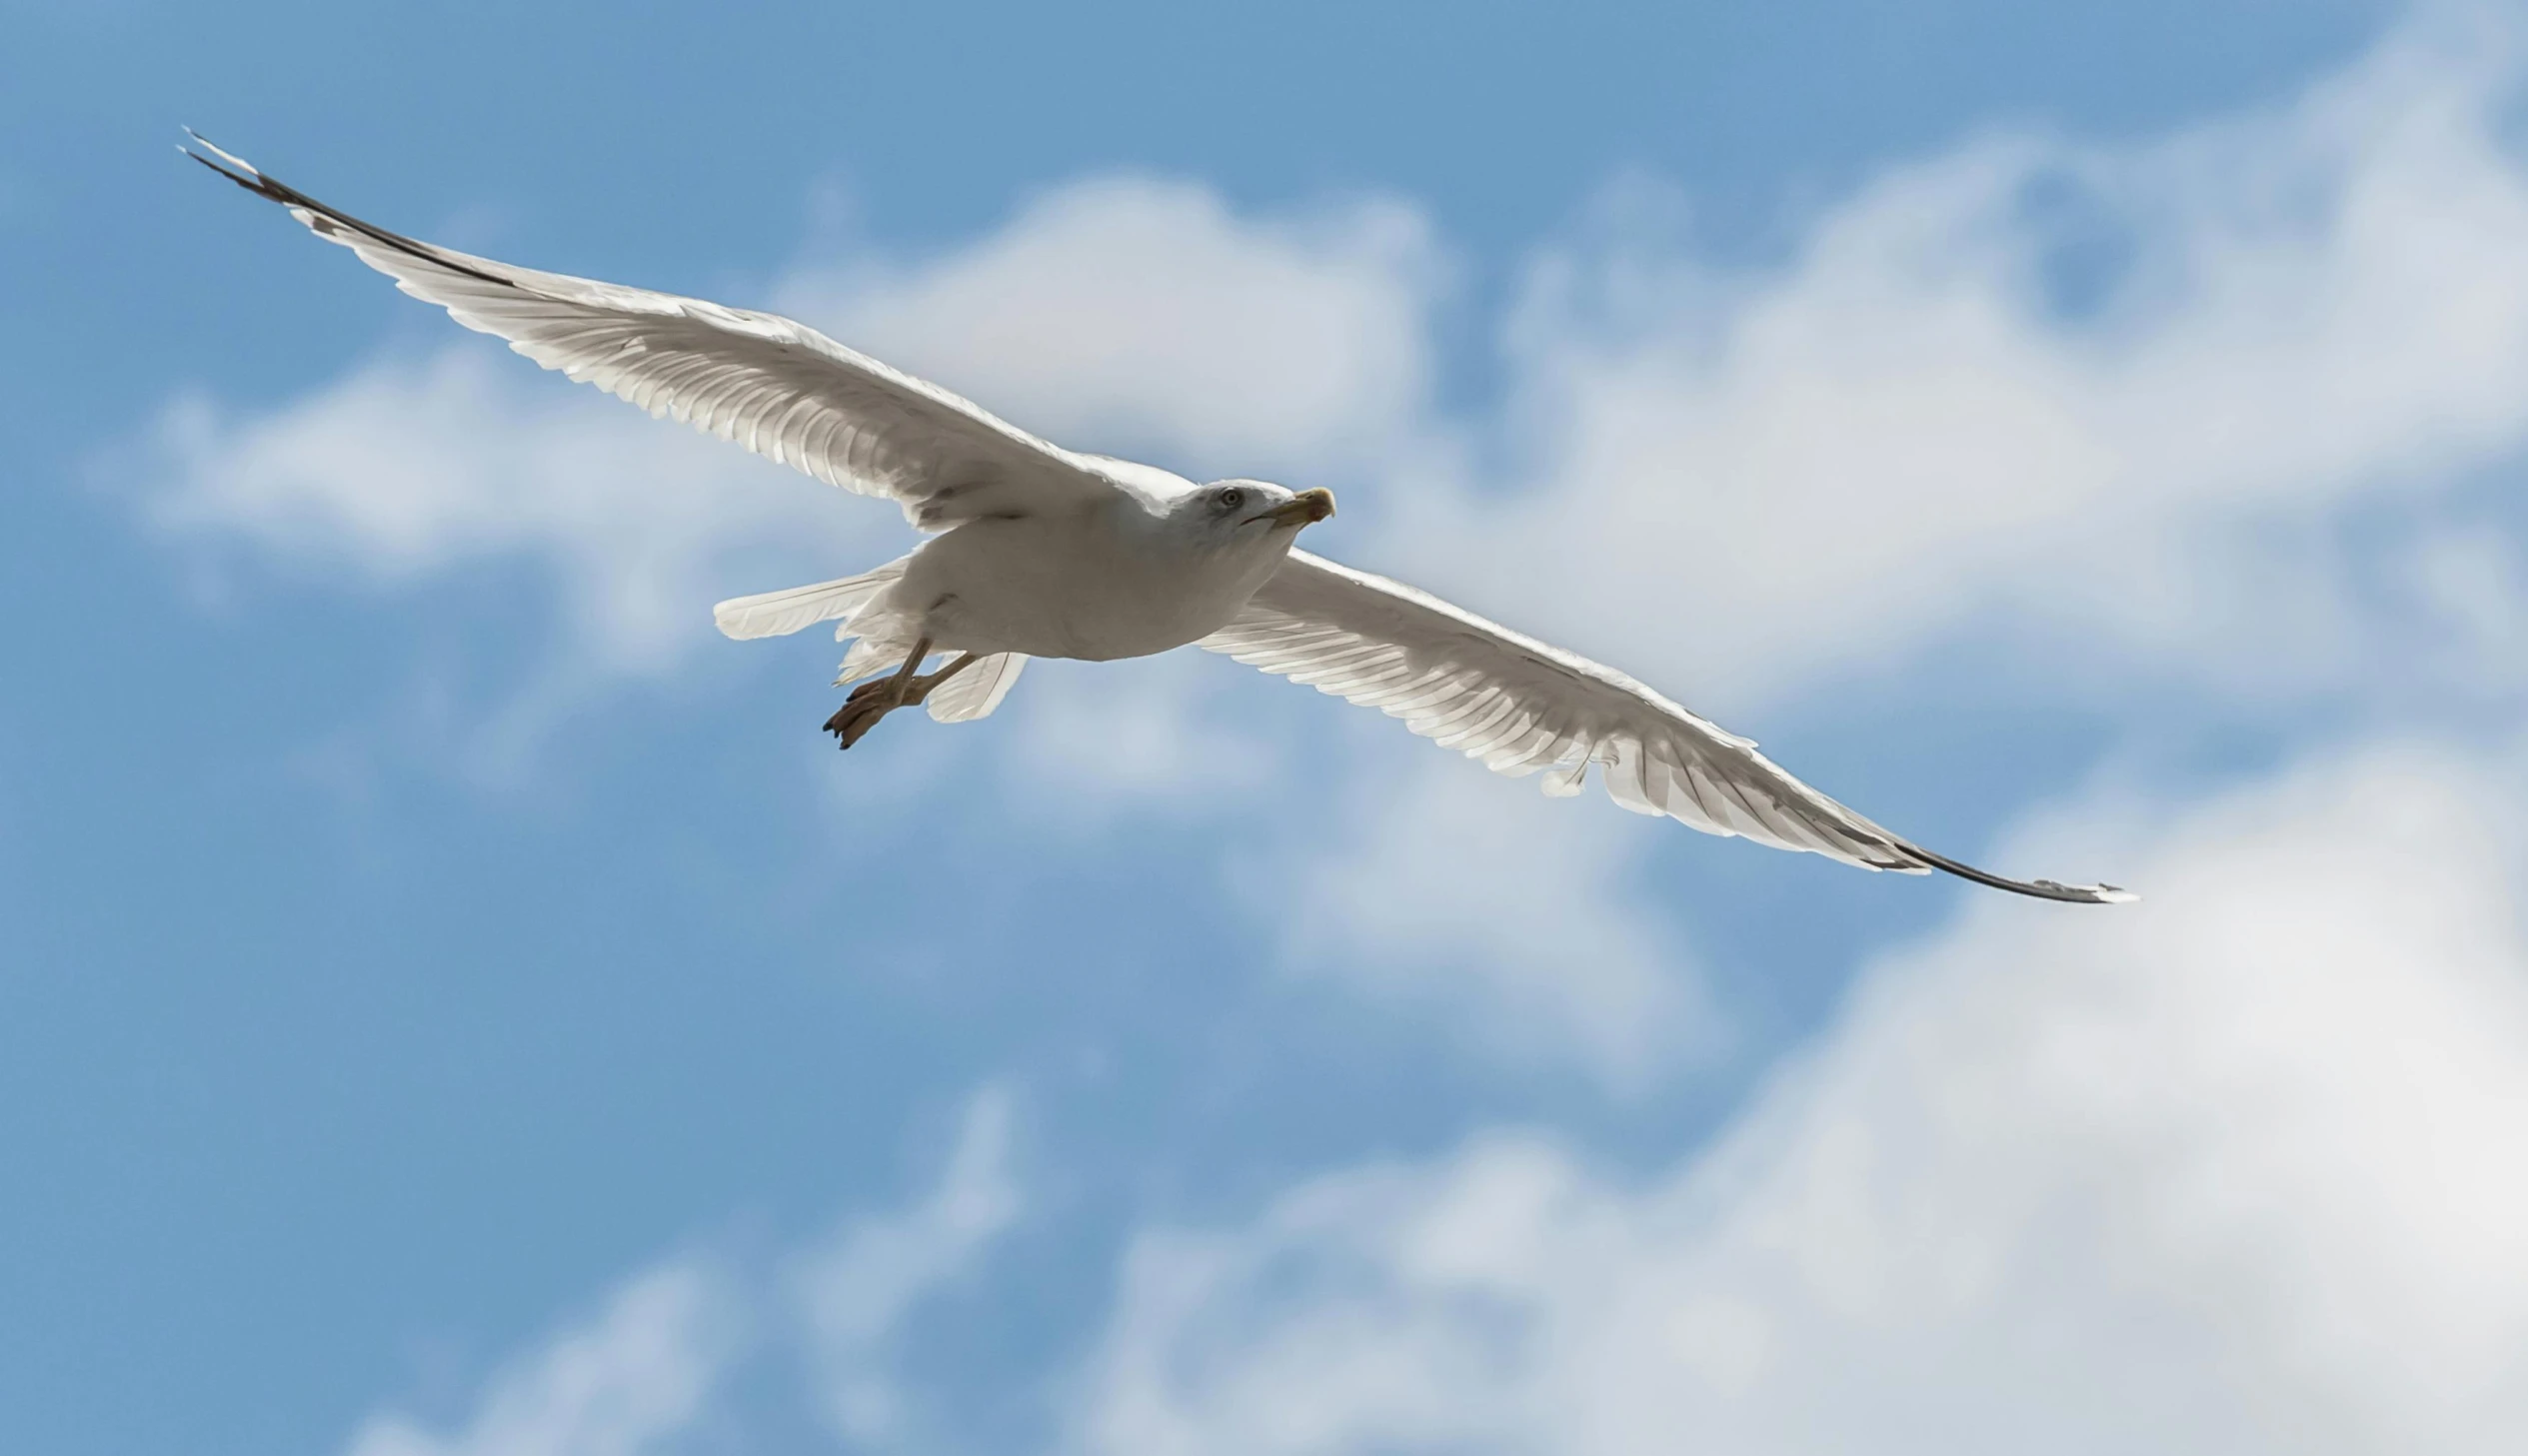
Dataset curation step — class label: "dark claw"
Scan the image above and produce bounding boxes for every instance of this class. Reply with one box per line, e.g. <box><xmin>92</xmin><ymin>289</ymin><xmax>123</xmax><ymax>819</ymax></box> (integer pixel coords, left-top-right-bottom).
<box><xmin>823</xmin><ymin>695</ymin><xmax>896</xmax><ymax>749</ymax></box>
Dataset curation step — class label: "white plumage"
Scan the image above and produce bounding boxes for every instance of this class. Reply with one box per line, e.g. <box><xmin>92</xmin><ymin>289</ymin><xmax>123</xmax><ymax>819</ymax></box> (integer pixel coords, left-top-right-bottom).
<box><xmin>187</xmin><ymin>133</ymin><xmax>2131</xmax><ymax>903</ymax></box>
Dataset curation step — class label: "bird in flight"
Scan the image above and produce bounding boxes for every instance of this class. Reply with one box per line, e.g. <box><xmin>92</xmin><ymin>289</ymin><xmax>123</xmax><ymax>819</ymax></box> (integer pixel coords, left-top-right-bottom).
<box><xmin>185</xmin><ymin>133</ymin><xmax>2132</xmax><ymax>904</ymax></box>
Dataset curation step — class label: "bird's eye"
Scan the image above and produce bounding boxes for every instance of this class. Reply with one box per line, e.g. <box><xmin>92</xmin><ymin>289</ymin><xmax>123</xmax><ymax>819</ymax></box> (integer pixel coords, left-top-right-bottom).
<box><xmin>1217</xmin><ymin>487</ymin><xmax>1246</xmax><ymax>513</ymax></box>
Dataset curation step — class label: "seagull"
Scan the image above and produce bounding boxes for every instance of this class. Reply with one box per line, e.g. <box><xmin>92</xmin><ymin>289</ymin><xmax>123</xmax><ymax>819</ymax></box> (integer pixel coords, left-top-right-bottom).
<box><xmin>184</xmin><ymin>134</ymin><xmax>2133</xmax><ymax>904</ymax></box>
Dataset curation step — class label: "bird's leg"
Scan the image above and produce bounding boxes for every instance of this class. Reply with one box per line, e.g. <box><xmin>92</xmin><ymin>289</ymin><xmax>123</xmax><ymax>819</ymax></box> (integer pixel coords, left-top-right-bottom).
<box><xmin>869</xmin><ymin>648</ymin><xmax>981</xmax><ymax>705</ymax></box>
<box><xmin>823</xmin><ymin>642</ymin><xmax>983</xmax><ymax>748</ymax></box>
<box><xmin>880</xmin><ymin>636</ymin><xmax>934</xmax><ymax>707</ymax></box>
<box><xmin>910</xmin><ymin>652</ymin><xmax>981</xmax><ymax>699</ymax></box>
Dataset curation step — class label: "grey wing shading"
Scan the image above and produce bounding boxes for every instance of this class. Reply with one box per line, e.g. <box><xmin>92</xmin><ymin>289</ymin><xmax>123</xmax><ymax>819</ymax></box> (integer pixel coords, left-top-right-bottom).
<box><xmin>1202</xmin><ymin>550</ymin><xmax>2135</xmax><ymax>903</ymax></box>
<box><xmin>183</xmin><ymin>134</ymin><xmax>1124</xmax><ymax>531</ymax></box>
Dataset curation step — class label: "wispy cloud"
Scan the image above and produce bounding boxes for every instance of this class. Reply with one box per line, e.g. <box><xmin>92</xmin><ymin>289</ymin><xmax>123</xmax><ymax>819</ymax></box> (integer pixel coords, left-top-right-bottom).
<box><xmin>789</xmin><ymin>1086</ymin><xmax>1024</xmax><ymax>1445</ymax></box>
<box><xmin>331</xmin><ymin>1087</ymin><xmax>1029</xmax><ymax>1456</ymax></box>
<box><xmin>1280</xmin><ymin>749</ymin><xmax>1714</xmax><ymax>1090</ymax></box>
<box><xmin>344</xmin><ymin>1260</ymin><xmax>739</xmax><ymax>1456</ymax></box>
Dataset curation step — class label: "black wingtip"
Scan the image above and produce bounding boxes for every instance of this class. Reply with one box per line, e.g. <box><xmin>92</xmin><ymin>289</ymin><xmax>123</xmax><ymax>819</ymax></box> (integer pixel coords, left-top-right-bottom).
<box><xmin>179</xmin><ymin>128</ymin><xmax>268</xmax><ymax>193</ymax></box>
<box><xmin>176</xmin><ymin>129</ymin><xmax>516</xmax><ymax>289</ymax></box>
<box><xmin>1900</xmin><ymin>842</ymin><xmax>2138</xmax><ymax>904</ymax></box>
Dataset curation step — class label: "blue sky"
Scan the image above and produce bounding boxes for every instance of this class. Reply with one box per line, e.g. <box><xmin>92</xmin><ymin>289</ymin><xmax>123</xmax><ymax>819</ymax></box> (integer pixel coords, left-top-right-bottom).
<box><xmin>13</xmin><ymin>1</ymin><xmax>2528</xmax><ymax>1453</ymax></box>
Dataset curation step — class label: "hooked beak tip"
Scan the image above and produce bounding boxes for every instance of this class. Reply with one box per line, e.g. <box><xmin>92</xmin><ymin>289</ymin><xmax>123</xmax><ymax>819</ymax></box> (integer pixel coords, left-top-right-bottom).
<box><xmin>1253</xmin><ymin>487</ymin><xmax>1336</xmax><ymax>528</ymax></box>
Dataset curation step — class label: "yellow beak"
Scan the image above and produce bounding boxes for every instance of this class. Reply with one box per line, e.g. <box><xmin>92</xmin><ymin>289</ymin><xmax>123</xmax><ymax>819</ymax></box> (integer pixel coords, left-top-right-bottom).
<box><xmin>1252</xmin><ymin>487</ymin><xmax>1337</xmax><ymax>529</ymax></box>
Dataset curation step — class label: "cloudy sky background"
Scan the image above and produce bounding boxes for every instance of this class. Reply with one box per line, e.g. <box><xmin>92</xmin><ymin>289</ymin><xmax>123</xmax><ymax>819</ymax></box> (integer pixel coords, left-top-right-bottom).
<box><xmin>8</xmin><ymin>0</ymin><xmax>2528</xmax><ymax>1452</ymax></box>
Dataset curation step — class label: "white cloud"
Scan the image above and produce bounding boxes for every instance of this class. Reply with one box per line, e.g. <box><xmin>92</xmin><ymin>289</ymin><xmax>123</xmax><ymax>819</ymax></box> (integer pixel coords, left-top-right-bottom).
<box><xmin>1383</xmin><ymin>7</ymin><xmax>2528</xmax><ymax>714</ymax></box>
<box><xmin>1003</xmin><ymin>652</ymin><xmax>1285</xmax><ymax>814</ymax></box>
<box><xmin>1279</xmin><ymin>747</ymin><xmax>1714</xmax><ymax>1089</ymax></box>
<box><xmin>781</xmin><ymin>177</ymin><xmax>1444</xmax><ymax>481</ymax></box>
<box><xmin>332</xmin><ymin>1088</ymin><xmax>1027</xmax><ymax>1456</ymax></box>
<box><xmin>346</xmin><ymin>1261</ymin><xmax>738</xmax><ymax>1456</ymax></box>
<box><xmin>1077</xmin><ymin>739</ymin><xmax>2528</xmax><ymax>1455</ymax></box>
<box><xmin>146</xmin><ymin>349</ymin><xmax>874</xmax><ymax>673</ymax></box>
<box><xmin>2391</xmin><ymin>522</ymin><xmax>2528</xmax><ymax>696</ymax></box>
<box><xmin>789</xmin><ymin>1086</ymin><xmax>1023</xmax><ymax>1445</ymax></box>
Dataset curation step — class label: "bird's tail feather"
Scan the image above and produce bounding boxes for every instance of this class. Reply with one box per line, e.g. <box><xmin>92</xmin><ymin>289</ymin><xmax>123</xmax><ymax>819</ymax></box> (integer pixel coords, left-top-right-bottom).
<box><xmin>717</xmin><ymin>555</ymin><xmax>1027</xmax><ymax>726</ymax></box>
<box><xmin>928</xmin><ymin>654</ymin><xmax>1027</xmax><ymax>723</ymax></box>
<box><xmin>713</xmin><ymin>557</ymin><xmax>909</xmax><ymax>641</ymax></box>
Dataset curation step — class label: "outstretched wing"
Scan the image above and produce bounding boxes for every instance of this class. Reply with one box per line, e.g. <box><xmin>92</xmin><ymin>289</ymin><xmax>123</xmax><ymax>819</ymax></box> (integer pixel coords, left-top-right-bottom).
<box><xmin>1203</xmin><ymin>550</ymin><xmax>2133</xmax><ymax>903</ymax></box>
<box><xmin>184</xmin><ymin>134</ymin><xmax>1127</xmax><ymax>531</ymax></box>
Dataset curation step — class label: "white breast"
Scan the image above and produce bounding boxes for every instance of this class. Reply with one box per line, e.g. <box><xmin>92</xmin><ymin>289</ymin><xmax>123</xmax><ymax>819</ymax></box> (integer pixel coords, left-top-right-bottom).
<box><xmin>897</xmin><ymin>505</ymin><xmax>1287</xmax><ymax>663</ymax></box>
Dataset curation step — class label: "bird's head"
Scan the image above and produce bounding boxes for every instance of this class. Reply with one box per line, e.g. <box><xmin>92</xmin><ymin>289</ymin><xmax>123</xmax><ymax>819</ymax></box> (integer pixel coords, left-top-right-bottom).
<box><xmin>1176</xmin><ymin>479</ymin><xmax>1336</xmax><ymax>552</ymax></box>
